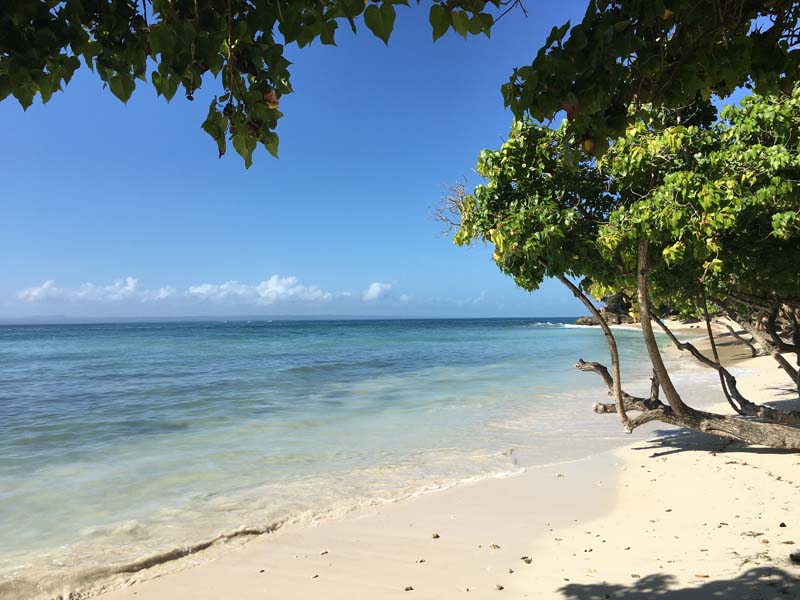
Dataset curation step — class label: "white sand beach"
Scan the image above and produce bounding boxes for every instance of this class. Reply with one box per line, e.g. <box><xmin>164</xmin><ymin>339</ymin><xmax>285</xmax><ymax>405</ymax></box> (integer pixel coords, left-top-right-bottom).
<box><xmin>96</xmin><ymin>324</ymin><xmax>800</xmax><ymax>599</ymax></box>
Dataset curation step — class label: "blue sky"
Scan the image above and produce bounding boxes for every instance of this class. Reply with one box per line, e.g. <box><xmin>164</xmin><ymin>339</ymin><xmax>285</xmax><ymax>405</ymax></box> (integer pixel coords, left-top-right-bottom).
<box><xmin>0</xmin><ymin>3</ymin><xmax>592</xmax><ymax>319</ymax></box>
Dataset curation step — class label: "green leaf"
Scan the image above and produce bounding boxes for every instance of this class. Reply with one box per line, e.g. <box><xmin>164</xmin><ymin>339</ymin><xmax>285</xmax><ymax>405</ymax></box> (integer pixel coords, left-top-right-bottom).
<box><xmin>364</xmin><ymin>4</ymin><xmax>396</xmax><ymax>46</ymax></box>
<box><xmin>233</xmin><ymin>133</ymin><xmax>256</xmax><ymax>168</ymax></box>
<box><xmin>478</xmin><ymin>13</ymin><xmax>493</xmax><ymax>38</ymax></box>
<box><xmin>467</xmin><ymin>15</ymin><xmax>484</xmax><ymax>36</ymax></box>
<box><xmin>108</xmin><ymin>74</ymin><xmax>135</xmax><ymax>103</ymax></box>
<box><xmin>11</xmin><ymin>83</ymin><xmax>34</xmax><ymax>111</ymax></box>
<box><xmin>429</xmin><ymin>4</ymin><xmax>449</xmax><ymax>41</ymax></box>
<box><xmin>262</xmin><ymin>131</ymin><xmax>279</xmax><ymax>158</ymax></box>
<box><xmin>320</xmin><ymin>21</ymin><xmax>338</xmax><ymax>46</ymax></box>
<box><xmin>201</xmin><ymin>100</ymin><xmax>227</xmax><ymax>158</ymax></box>
<box><xmin>451</xmin><ymin>10</ymin><xmax>468</xmax><ymax>38</ymax></box>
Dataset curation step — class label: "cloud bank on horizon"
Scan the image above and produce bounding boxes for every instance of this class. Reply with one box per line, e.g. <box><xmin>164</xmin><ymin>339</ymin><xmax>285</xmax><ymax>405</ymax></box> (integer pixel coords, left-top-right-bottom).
<box><xmin>15</xmin><ymin>275</ymin><xmax>398</xmax><ymax>309</ymax></box>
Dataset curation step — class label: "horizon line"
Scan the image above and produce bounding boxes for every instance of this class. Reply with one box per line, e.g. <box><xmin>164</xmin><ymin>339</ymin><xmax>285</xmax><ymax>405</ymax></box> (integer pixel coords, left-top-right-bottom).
<box><xmin>0</xmin><ymin>314</ymin><xmax>583</xmax><ymax>326</ymax></box>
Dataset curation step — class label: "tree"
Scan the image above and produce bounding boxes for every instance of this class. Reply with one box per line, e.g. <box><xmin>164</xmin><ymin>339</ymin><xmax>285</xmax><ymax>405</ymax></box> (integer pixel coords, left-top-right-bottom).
<box><xmin>0</xmin><ymin>0</ymin><xmax>500</xmax><ymax>167</ymax></box>
<box><xmin>445</xmin><ymin>88</ymin><xmax>800</xmax><ymax>448</ymax></box>
<box><xmin>4</xmin><ymin>2</ymin><xmax>800</xmax><ymax>165</ymax></box>
<box><xmin>503</xmin><ymin>0</ymin><xmax>800</xmax><ymax>153</ymax></box>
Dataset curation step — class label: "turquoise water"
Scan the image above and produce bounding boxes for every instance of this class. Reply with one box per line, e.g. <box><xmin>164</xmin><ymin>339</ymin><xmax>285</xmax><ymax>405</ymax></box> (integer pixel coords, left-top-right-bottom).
<box><xmin>0</xmin><ymin>318</ymin><xmax>675</xmax><ymax>598</ymax></box>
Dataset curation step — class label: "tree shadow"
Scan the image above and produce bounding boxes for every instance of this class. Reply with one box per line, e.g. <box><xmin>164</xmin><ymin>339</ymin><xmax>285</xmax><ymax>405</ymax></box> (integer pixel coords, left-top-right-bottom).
<box><xmin>766</xmin><ymin>393</ymin><xmax>800</xmax><ymax>405</ymax></box>
<box><xmin>631</xmin><ymin>429</ymin><xmax>799</xmax><ymax>457</ymax></box>
<box><xmin>558</xmin><ymin>567</ymin><xmax>800</xmax><ymax>599</ymax></box>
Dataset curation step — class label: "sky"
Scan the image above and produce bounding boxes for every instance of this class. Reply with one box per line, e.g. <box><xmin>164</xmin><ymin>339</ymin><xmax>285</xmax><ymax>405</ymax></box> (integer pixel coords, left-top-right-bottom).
<box><xmin>0</xmin><ymin>2</ymin><xmax>594</xmax><ymax>320</ymax></box>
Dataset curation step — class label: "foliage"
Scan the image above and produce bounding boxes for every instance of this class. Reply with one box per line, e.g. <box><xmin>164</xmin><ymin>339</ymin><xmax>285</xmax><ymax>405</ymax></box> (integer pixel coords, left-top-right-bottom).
<box><xmin>6</xmin><ymin>2</ymin><xmax>800</xmax><ymax>166</ymax></box>
<box><xmin>455</xmin><ymin>88</ymin><xmax>800</xmax><ymax>316</ymax></box>
<box><xmin>503</xmin><ymin>0</ymin><xmax>800</xmax><ymax>153</ymax></box>
<box><xmin>0</xmin><ymin>0</ymin><xmax>498</xmax><ymax>167</ymax></box>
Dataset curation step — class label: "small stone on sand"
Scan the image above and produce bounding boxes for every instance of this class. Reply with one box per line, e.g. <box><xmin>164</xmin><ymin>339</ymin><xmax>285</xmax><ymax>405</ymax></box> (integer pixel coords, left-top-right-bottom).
<box><xmin>404</xmin><ymin>586</ymin><xmax>414</xmax><ymax>592</ymax></box>
<box><xmin>496</xmin><ymin>584</ymin><xmax>504</xmax><ymax>591</ymax></box>
<box><xmin>432</xmin><ymin>533</ymin><xmax>440</xmax><ymax>539</ymax></box>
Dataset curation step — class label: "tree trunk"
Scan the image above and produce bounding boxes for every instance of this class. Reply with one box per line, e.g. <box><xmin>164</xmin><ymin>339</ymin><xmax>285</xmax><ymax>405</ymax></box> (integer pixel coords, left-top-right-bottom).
<box><xmin>577</xmin><ymin>359</ymin><xmax>800</xmax><ymax>449</ymax></box>
<box><xmin>738</xmin><ymin>318</ymin><xmax>799</xmax><ymax>384</ymax></box>
<box><xmin>555</xmin><ymin>273</ymin><xmax>631</xmax><ymax>431</ymax></box>
<box><xmin>715</xmin><ymin>319</ymin><xmax>759</xmax><ymax>357</ymax></box>
<box><xmin>767</xmin><ymin>308</ymin><xmax>800</xmax><ymax>394</ymax></box>
<box><xmin>652</xmin><ymin>316</ymin><xmax>800</xmax><ymax>425</ymax></box>
<box><xmin>636</xmin><ymin>241</ymin><xmax>688</xmax><ymax>415</ymax></box>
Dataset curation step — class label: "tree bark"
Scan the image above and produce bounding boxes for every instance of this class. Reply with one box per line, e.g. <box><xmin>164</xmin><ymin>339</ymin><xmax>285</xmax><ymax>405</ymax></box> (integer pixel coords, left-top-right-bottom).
<box><xmin>738</xmin><ymin>318</ymin><xmax>799</xmax><ymax>384</ymax></box>
<box><xmin>636</xmin><ymin>240</ymin><xmax>688</xmax><ymax>415</ymax></box>
<box><xmin>577</xmin><ymin>358</ymin><xmax>800</xmax><ymax>449</ymax></box>
<box><xmin>715</xmin><ymin>319</ymin><xmax>759</xmax><ymax>357</ymax></box>
<box><xmin>700</xmin><ymin>288</ymin><xmax>743</xmax><ymax>415</ymax></box>
<box><xmin>652</xmin><ymin>316</ymin><xmax>800</xmax><ymax>425</ymax></box>
<box><xmin>767</xmin><ymin>308</ymin><xmax>800</xmax><ymax>394</ymax></box>
<box><xmin>556</xmin><ymin>274</ymin><xmax>632</xmax><ymax>431</ymax></box>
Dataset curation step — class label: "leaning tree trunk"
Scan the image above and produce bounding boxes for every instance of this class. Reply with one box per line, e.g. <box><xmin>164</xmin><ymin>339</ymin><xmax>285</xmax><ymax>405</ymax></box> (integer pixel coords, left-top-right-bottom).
<box><xmin>578</xmin><ymin>359</ymin><xmax>800</xmax><ymax>449</ymax></box>
<box><xmin>636</xmin><ymin>241</ymin><xmax>688</xmax><ymax>416</ymax></box>
<box><xmin>574</xmin><ymin>242</ymin><xmax>800</xmax><ymax>449</ymax></box>
<box><xmin>652</xmin><ymin>315</ymin><xmax>800</xmax><ymax>425</ymax></box>
<box><xmin>715</xmin><ymin>319</ymin><xmax>759</xmax><ymax>357</ymax></box>
<box><xmin>767</xmin><ymin>308</ymin><xmax>800</xmax><ymax>394</ymax></box>
<box><xmin>735</xmin><ymin>316</ymin><xmax>799</xmax><ymax>385</ymax></box>
<box><xmin>553</xmin><ymin>272</ymin><xmax>631</xmax><ymax>431</ymax></box>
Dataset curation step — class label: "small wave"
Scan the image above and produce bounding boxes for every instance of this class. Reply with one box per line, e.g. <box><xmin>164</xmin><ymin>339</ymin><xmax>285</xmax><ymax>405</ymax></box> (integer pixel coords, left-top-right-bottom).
<box><xmin>283</xmin><ymin>358</ymin><xmax>393</xmax><ymax>375</ymax></box>
<box><xmin>2</xmin><ymin>521</ymin><xmax>285</xmax><ymax>600</ymax></box>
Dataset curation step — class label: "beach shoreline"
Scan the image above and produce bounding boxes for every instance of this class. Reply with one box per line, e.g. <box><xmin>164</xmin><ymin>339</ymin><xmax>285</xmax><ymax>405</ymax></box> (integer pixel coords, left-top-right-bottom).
<box><xmin>91</xmin><ymin>321</ymin><xmax>800</xmax><ymax>599</ymax></box>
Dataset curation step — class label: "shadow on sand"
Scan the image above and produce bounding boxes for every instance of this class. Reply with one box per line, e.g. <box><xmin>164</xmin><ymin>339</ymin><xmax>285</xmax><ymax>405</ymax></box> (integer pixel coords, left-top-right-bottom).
<box><xmin>558</xmin><ymin>566</ymin><xmax>800</xmax><ymax>599</ymax></box>
<box><xmin>630</xmin><ymin>428</ymin><xmax>800</xmax><ymax>458</ymax></box>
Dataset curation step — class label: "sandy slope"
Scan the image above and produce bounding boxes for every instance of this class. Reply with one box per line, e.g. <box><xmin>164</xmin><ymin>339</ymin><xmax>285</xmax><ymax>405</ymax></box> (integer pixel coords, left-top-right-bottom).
<box><xmin>99</xmin><ymin>324</ymin><xmax>800</xmax><ymax>600</ymax></box>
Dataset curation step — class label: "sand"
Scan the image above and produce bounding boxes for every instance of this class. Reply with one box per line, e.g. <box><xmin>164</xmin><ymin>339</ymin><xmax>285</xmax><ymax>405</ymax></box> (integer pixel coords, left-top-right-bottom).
<box><xmin>98</xmin><ymin>322</ymin><xmax>800</xmax><ymax>599</ymax></box>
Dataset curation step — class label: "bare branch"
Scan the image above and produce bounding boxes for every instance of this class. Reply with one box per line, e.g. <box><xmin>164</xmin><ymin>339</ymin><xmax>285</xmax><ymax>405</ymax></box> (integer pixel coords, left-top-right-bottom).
<box><xmin>434</xmin><ymin>179</ymin><xmax>468</xmax><ymax>236</ymax></box>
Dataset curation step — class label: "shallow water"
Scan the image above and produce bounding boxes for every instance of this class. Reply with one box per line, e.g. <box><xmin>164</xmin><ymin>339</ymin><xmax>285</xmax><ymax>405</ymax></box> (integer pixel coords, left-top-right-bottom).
<box><xmin>0</xmin><ymin>318</ymin><xmax>720</xmax><ymax>598</ymax></box>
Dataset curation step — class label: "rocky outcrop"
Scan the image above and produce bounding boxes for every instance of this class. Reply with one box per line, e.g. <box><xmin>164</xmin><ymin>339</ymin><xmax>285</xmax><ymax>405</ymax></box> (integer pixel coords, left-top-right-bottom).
<box><xmin>575</xmin><ymin>312</ymin><xmax>635</xmax><ymax>326</ymax></box>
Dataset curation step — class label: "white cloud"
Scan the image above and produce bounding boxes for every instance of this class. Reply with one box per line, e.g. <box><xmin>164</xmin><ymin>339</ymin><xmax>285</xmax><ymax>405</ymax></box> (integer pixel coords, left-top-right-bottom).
<box><xmin>15</xmin><ymin>275</ymin><xmax>405</xmax><ymax>309</ymax></box>
<box><xmin>188</xmin><ymin>275</ymin><xmax>331</xmax><ymax>305</ymax></box>
<box><xmin>141</xmin><ymin>286</ymin><xmax>177</xmax><ymax>302</ymax></box>
<box><xmin>362</xmin><ymin>282</ymin><xmax>392</xmax><ymax>302</ymax></box>
<box><xmin>18</xmin><ymin>277</ymin><xmax>143</xmax><ymax>303</ymax></box>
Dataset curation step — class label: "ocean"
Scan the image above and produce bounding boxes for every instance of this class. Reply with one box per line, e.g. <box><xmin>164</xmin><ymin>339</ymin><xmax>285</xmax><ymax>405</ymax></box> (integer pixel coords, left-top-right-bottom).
<box><xmin>0</xmin><ymin>318</ymin><xmax>717</xmax><ymax>598</ymax></box>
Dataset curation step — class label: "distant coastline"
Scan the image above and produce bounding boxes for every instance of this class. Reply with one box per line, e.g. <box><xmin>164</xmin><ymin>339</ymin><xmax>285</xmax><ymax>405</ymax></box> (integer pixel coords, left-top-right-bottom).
<box><xmin>0</xmin><ymin>315</ymin><xmax>582</xmax><ymax>326</ymax></box>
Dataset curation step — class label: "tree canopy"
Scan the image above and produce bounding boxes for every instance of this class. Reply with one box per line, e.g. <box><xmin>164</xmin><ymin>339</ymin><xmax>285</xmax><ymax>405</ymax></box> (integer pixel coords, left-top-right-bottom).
<box><xmin>4</xmin><ymin>1</ymin><xmax>800</xmax><ymax>166</ymax></box>
<box><xmin>447</xmin><ymin>87</ymin><xmax>800</xmax><ymax>447</ymax></box>
<box><xmin>0</xmin><ymin>0</ymin><xmax>501</xmax><ymax>167</ymax></box>
<box><xmin>504</xmin><ymin>1</ymin><xmax>800</xmax><ymax>151</ymax></box>
<box><xmin>453</xmin><ymin>89</ymin><xmax>800</xmax><ymax>316</ymax></box>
